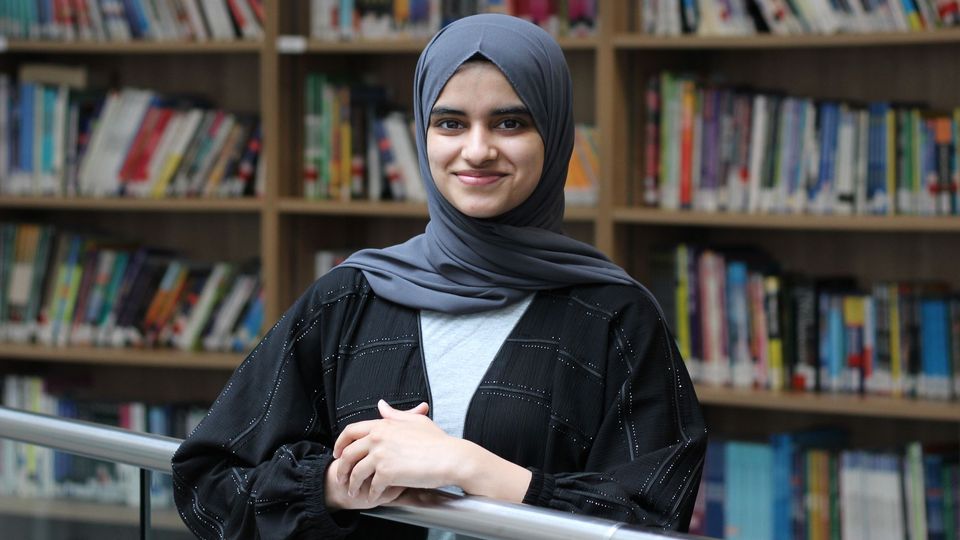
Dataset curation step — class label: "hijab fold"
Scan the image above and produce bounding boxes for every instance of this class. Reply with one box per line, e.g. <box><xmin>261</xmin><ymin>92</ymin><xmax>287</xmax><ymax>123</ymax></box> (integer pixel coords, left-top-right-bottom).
<box><xmin>340</xmin><ymin>14</ymin><xmax>645</xmax><ymax>315</ymax></box>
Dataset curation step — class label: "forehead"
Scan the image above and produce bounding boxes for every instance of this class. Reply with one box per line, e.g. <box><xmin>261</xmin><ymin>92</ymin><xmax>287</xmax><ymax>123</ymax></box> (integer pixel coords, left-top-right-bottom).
<box><xmin>433</xmin><ymin>62</ymin><xmax>524</xmax><ymax>109</ymax></box>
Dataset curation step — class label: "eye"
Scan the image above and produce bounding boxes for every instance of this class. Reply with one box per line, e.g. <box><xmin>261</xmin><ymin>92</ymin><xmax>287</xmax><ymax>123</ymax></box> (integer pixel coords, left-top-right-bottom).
<box><xmin>434</xmin><ymin>119</ymin><xmax>464</xmax><ymax>130</ymax></box>
<box><xmin>497</xmin><ymin>118</ymin><xmax>524</xmax><ymax>130</ymax></box>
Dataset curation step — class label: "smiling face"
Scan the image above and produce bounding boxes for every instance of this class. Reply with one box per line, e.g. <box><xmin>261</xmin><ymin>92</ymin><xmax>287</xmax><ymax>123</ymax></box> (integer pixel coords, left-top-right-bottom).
<box><xmin>426</xmin><ymin>61</ymin><xmax>545</xmax><ymax>219</ymax></box>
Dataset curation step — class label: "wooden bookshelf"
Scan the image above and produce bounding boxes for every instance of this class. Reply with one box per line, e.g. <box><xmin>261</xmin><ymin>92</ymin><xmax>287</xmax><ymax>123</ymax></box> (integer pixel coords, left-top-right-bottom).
<box><xmin>613</xmin><ymin>208</ymin><xmax>960</xmax><ymax>233</ymax></box>
<box><xmin>3</xmin><ymin>39</ymin><xmax>262</xmax><ymax>54</ymax></box>
<box><xmin>0</xmin><ymin>196</ymin><xmax>263</xmax><ymax>213</ymax></box>
<box><xmin>298</xmin><ymin>36</ymin><xmax>598</xmax><ymax>54</ymax></box>
<box><xmin>0</xmin><ymin>344</ymin><xmax>243</xmax><ymax>370</ymax></box>
<box><xmin>0</xmin><ymin>495</ymin><xmax>186</xmax><ymax>531</ymax></box>
<box><xmin>278</xmin><ymin>197</ymin><xmax>598</xmax><ymax>221</ymax></box>
<box><xmin>2</xmin><ymin>7</ymin><xmax>960</xmax><ymax>535</ymax></box>
<box><xmin>696</xmin><ymin>386</ymin><xmax>960</xmax><ymax>422</ymax></box>
<box><xmin>612</xmin><ymin>28</ymin><xmax>960</xmax><ymax>49</ymax></box>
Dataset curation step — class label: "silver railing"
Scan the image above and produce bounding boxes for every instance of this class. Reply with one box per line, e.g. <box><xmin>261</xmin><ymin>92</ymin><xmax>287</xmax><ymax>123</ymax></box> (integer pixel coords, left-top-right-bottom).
<box><xmin>0</xmin><ymin>406</ymin><xmax>703</xmax><ymax>540</ymax></box>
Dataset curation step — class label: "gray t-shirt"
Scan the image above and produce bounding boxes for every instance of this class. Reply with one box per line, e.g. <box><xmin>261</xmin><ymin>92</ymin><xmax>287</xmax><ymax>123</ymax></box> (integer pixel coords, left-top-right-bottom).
<box><xmin>419</xmin><ymin>294</ymin><xmax>533</xmax><ymax>540</ymax></box>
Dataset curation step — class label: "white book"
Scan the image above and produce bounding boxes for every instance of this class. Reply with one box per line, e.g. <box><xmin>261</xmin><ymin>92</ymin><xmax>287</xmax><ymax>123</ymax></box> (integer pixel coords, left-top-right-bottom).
<box><xmin>384</xmin><ymin>112</ymin><xmax>426</xmax><ymax>202</ymax></box>
<box><xmin>747</xmin><ymin>94</ymin><xmax>768</xmax><ymax>214</ymax></box>
<box><xmin>86</xmin><ymin>0</ymin><xmax>109</xmax><ymax>41</ymax></box>
<box><xmin>235</xmin><ymin>0</ymin><xmax>263</xmax><ymax>39</ymax></box>
<box><xmin>886</xmin><ymin>0</ymin><xmax>911</xmax><ymax>31</ymax></box>
<box><xmin>51</xmin><ymin>85</ymin><xmax>70</xmax><ymax>195</ymax></box>
<box><xmin>311</xmin><ymin>0</ymin><xmax>338</xmax><ymax>40</ymax></box>
<box><xmin>201</xmin><ymin>0</ymin><xmax>235</xmax><ymax>40</ymax></box>
<box><xmin>95</xmin><ymin>89</ymin><xmax>155</xmax><ymax>197</ymax></box>
<box><xmin>366</xmin><ymin>117</ymin><xmax>382</xmax><ymax>201</ymax></box>
<box><xmin>202</xmin><ymin>274</ymin><xmax>256</xmax><ymax>351</ymax></box>
<box><xmin>175</xmin><ymin>263</ymin><xmax>230</xmax><ymax>350</ymax></box>
<box><xmin>152</xmin><ymin>108</ymin><xmax>205</xmax><ymax>198</ymax></box>
<box><xmin>154</xmin><ymin>0</ymin><xmax>185</xmax><ymax>39</ymax></box>
<box><xmin>181</xmin><ymin>0</ymin><xmax>210</xmax><ymax>40</ymax></box>
<box><xmin>834</xmin><ymin>106</ymin><xmax>856</xmax><ymax>215</ymax></box>
<box><xmin>854</xmin><ymin>110</ymin><xmax>869</xmax><ymax>214</ymax></box>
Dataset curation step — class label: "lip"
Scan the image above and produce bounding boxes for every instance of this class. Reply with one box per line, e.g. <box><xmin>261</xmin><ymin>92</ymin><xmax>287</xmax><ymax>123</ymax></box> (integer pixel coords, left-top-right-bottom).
<box><xmin>454</xmin><ymin>170</ymin><xmax>507</xmax><ymax>186</ymax></box>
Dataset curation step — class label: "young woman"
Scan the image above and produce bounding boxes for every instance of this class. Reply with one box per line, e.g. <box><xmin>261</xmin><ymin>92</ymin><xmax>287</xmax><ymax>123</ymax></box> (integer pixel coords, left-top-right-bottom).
<box><xmin>172</xmin><ymin>14</ymin><xmax>706</xmax><ymax>540</ymax></box>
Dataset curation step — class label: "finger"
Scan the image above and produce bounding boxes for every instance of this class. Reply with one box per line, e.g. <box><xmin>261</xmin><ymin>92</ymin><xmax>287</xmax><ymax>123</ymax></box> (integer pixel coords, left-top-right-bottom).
<box><xmin>348</xmin><ymin>455</ymin><xmax>379</xmax><ymax>498</ymax></box>
<box><xmin>336</xmin><ymin>438</ymin><xmax>371</xmax><ymax>485</ymax></box>
<box><xmin>373</xmin><ymin>485</ymin><xmax>405</xmax><ymax>506</ymax></box>
<box><xmin>378</xmin><ymin>399</ymin><xmax>429</xmax><ymax>419</ymax></box>
<box><xmin>368</xmin><ymin>470</ymin><xmax>393</xmax><ymax>502</ymax></box>
<box><xmin>377</xmin><ymin>399</ymin><xmax>398</xmax><ymax>419</ymax></box>
<box><xmin>333</xmin><ymin>420</ymin><xmax>376</xmax><ymax>458</ymax></box>
<box><xmin>408</xmin><ymin>402</ymin><xmax>429</xmax><ymax>416</ymax></box>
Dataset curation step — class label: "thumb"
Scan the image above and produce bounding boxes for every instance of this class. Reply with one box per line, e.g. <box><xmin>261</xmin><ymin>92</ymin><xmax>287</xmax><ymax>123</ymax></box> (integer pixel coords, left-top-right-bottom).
<box><xmin>378</xmin><ymin>399</ymin><xmax>429</xmax><ymax>419</ymax></box>
<box><xmin>408</xmin><ymin>402</ymin><xmax>430</xmax><ymax>416</ymax></box>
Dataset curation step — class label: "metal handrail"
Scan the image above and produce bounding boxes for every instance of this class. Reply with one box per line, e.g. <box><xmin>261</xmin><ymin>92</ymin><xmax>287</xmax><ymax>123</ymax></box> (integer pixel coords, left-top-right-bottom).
<box><xmin>0</xmin><ymin>406</ymin><xmax>702</xmax><ymax>540</ymax></box>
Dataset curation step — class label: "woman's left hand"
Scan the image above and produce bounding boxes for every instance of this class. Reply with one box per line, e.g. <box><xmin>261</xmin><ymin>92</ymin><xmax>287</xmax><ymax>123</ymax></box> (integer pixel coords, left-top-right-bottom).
<box><xmin>332</xmin><ymin>400</ymin><xmax>467</xmax><ymax>501</ymax></box>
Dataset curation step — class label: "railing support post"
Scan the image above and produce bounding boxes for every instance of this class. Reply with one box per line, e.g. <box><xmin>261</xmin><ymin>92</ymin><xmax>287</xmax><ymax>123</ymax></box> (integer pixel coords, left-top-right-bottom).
<box><xmin>140</xmin><ymin>468</ymin><xmax>152</xmax><ymax>540</ymax></box>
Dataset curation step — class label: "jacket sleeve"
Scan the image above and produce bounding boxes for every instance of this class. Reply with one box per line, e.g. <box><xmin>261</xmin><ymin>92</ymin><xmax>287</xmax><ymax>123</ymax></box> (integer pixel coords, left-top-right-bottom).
<box><xmin>522</xmin><ymin>291</ymin><xmax>707</xmax><ymax>531</ymax></box>
<box><xmin>171</xmin><ymin>281</ymin><xmax>357</xmax><ymax>540</ymax></box>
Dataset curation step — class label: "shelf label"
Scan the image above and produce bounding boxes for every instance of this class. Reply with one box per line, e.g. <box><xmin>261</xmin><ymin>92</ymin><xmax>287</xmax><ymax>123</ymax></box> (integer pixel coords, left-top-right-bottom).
<box><xmin>276</xmin><ymin>35</ymin><xmax>307</xmax><ymax>54</ymax></box>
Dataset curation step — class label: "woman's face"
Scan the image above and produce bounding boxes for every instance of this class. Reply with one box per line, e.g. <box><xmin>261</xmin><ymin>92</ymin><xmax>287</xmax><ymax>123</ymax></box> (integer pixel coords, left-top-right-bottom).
<box><xmin>426</xmin><ymin>61</ymin><xmax>545</xmax><ymax>219</ymax></box>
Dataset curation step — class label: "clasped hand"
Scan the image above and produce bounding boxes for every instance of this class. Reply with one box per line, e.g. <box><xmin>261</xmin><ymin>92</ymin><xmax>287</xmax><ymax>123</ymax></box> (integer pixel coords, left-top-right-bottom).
<box><xmin>325</xmin><ymin>399</ymin><xmax>465</xmax><ymax>510</ymax></box>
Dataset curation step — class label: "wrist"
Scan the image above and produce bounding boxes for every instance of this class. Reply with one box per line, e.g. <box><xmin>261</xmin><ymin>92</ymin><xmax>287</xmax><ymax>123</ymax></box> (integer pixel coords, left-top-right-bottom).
<box><xmin>324</xmin><ymin>459</ymin><xmax>345</xmax><ymax>511</ymax></box>
<box><xmin>453</xmin><ymin>440</ymin><xmax>531</xmax><ymax>503</ymax></box>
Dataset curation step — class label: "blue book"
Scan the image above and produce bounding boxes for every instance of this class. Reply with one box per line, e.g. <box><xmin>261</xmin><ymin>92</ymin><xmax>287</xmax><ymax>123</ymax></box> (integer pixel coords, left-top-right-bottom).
<box><xmin>704</xmin><ymin>440</ymin><xmax>725</xmax><ymax>538</ymax></box>
<box><xmin>925</xmin><ymin>454</ymin><xmax>946</xmax><ymax>540</ymax></box>
<box><xmin>920</xmin><ymin>299</ymin><xmax>951</xmax><ymax>399</ymax></box>
<box><xmin>770</xmin><ymin>434</ymin><xmax>793</xmax><ymax>539</ymax></box>
<box><xmin>18</xmin><ymin>83</ymin><xmax>35</xmax><ymax>175</ymax></box>
<box><xmin>121</xmin><ymin>0</ymin><xmax>150</xmax><ymax>38</ymax></box>
<box><xmin>41</xmin><ymin>86</ymin><xmax>56</xmax><ymax>178</ymax></box>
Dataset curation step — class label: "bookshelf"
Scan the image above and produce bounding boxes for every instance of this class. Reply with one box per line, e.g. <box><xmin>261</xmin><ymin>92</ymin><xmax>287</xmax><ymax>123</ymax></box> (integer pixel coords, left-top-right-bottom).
<box><xmin>4</xmin><ymin>0</ymin><xmax>960</xmax><ymax>536</ymax></box>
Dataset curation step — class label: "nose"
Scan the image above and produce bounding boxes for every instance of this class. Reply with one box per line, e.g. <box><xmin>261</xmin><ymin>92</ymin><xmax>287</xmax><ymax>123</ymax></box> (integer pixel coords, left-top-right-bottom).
<box><xmin>461</xmin><ymin>125</ymin><xmax>498</xmax><ymax>164</ymax></box>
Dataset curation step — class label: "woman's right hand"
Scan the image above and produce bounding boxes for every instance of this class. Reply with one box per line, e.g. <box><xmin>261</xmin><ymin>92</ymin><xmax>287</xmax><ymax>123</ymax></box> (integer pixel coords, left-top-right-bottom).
<box><xmin>324</xmin><ymin>401</ymin><xmax>431</xmax><ymax>510</ymax></box>
<box><xmin>325</xmin><ymin>457</ymin><xmax>405</xmax><ymax>510</ymax></box>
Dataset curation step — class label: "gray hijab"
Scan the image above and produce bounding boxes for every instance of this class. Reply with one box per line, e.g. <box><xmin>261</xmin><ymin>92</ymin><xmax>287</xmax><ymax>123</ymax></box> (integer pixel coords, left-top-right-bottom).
<box><xmin>340</xmin><ymin>13</ymin><xmax>644</xmax><ymax>314</ymax></box>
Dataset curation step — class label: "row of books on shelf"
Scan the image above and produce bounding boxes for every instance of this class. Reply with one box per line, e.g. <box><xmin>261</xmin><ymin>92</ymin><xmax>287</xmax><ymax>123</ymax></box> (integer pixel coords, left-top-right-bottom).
<box><xmin>302</xmin><ymin>72</ymin><xmax>598</xmax><ymax>205</ymax></box>
<box><xmin>0</xmin><ymin>374</ymin><xmax>205</xmax><ymax>506</ymax></box>
<box><xmin>0</xmin><ymin>64</ymin><xmax>265</xmax><ymax>199</ymax></box>
<box><xmin>651</xmin><ymin>244</ymin><xmax>960</xmax><ymax>400</ymax></box>
<box><xmin>690</xmin><ymin>434</ymin><xmax>959</xmax><ymax>540</ymax></box>
<box><xmin>0</xmin><ymin>0</ymin><xmax>264</xmax><ymax>42</ymax></box>
<box><xmin>310</xmin><ymin>0</ymin><xmax>597</xmax><ymax>41</ymax></box>
<box><xmin>642</xmin><ymin>72</ymin><xmax>960</xmax><ymax>217</ymax></box>
<box><xmin>0</xmin><ymin>222</ymin><xmax>265</xmax><ymax>352</ymax></box>
<box><xmin>641</xmin><ymin>0</ymin><xmax>960</xmax><ymax>36</ymax></box>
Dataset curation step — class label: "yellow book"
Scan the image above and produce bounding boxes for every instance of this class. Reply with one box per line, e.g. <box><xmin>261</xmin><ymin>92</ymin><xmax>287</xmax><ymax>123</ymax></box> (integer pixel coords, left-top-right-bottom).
<box><xmin>765</xmin><ymin>276</ymin><xmax>784</xmax><ymax>391</ymax></box>
<box><xmin>676</xmin><ymin>245</ymin><xmax>691</xmax><ymax>363</ymax></box>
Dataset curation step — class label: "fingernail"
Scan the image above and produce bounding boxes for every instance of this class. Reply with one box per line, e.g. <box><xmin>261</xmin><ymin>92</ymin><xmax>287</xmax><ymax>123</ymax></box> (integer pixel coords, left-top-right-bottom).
<box><xmin>348</xmin><ymin>489</ymin><xmax>355</xmax><ymax>497</ymax></box>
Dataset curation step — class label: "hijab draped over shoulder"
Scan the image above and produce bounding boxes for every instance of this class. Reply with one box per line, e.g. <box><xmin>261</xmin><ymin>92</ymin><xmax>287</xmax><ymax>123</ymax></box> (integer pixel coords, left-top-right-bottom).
<box><xmin>340</xmin><ymin>13</ymin><xmax>646</xmax><ymax>314</ymax></box>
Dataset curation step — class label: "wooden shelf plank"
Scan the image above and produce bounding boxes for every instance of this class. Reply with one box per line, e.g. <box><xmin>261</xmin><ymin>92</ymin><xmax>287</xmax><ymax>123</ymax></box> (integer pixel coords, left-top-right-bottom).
<box><xmin>613</xmin><ymin>29</ymin><xmax>960</xmax><ymax>49</ymax></box>
<box><xmin>0</xmin><ymin>196</ymin><xmax>263</xmax><ymax>213</ymax></box>
<box><xmin>279</xmin><ymin>198</ymin><xmax>598</xmax><ymax>221</ymax></box>
<box><xmin>0</xmin><ymin>344</ymin><xmax>243</xmax><ymax>370</ymax></box>
<box><xmin>0</xmin><ymin>496</ymin><xmax>185</xmax><ymax>531</ymax></box>
<box><xmin>304</xmin><ymin>36</ymin><xmax>597</xmax><ymax>54</ymax></box>
<box><xmin>613</xmin><ymin>208</ymin><xmax>960</xmax><ymax>232</ymax></box>
<box><xmin>4</xmin><ymin>40</ymin><xmax>261</xmax><ymax>54</ymax></box>
<box><xmin>696</xmin><ymin>385</ymin><xmax>960</xmax><ymax>422</ymax></box>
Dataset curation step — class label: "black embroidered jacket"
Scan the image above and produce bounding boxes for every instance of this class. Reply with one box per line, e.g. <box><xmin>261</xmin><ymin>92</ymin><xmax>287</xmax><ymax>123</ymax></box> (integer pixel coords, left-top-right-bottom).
<box><xmin>172</xmin><ymin>267</ymin><xmax>707</xmax><ymax>539</ymax></box>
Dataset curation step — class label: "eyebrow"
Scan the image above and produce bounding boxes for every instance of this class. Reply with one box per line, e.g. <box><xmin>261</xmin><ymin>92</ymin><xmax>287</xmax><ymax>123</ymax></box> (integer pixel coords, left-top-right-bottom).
<box><xmin>430</xmin><ymin>105</ymin><xmax>532</xmax><ymax>117</ymax></box>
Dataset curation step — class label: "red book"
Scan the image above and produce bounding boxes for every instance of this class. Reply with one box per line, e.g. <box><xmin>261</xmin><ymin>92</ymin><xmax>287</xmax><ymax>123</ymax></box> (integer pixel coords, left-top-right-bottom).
<box><xmin>679</xmin><ymin>80</ymin><xmax>695</xmax><ymax>208</ymax></box>
<box><xmin>118</xmin><ymin>107</ymin><xmax>161</xmax><ymax>184</ymax></box>
<box><xmin>131</xmin><ymin>108</ymin><xmax>175</xmax><ymax>182</ymax></box>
